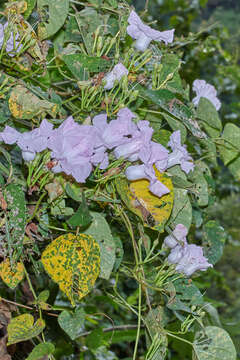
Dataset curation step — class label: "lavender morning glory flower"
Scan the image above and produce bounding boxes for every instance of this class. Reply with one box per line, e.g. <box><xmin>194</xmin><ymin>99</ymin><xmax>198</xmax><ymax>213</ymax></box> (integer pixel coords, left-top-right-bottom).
<box><xmin>141</xmin><ymin>141</ymin><xmax>169</xmax><ymax>170</ymax></box>
<box><xmin>0</xmin><ymin>22</ymin><xmax>22</xmax><ymax>57</ymax></box>
<box><xmin>91</xmin><ymin>145</ymin><xmax>109</xmax><ymax>169</ymax></box>
<box><xmin>17</xmin><ymin>119</ymin><xmax>54</xmax><ymax>161</ymax></box>
<box><xmin>174</xmin><ymin>244</ymin><xmax>213</xmax><ymax>277</ymax></box>
<box><xmin>165</xmin><ymin>224</ymin><xmax>213</xmax><ymax>277</ymax></box>
<box><xmin>192</xmin><ymin>79</ymin><xmax>221</xmax><ymax>111</ymax></box>
<box><xmin>48</xmin><ymin>116</ymin><xmax>99</xmax><ymax>182</ymax></box>
<box><xmin>114</xmin><ymin>120</ymin><xmax>153</xmax><ymax>161</ymax></box>
<box><xmin>0</xmin><ymin>126</ymin><xmax>20</xmax><ymax>144</ymax></box>
<box><xmin>103</xmin><ymin>63</ymin><xmax>128</xmax><ymax>90</ymax></box>
<box><xmin>127</xmin><ymin>10</ymin><xmax>174</xmax><ymax>52</ymax></box>
<box><xmin>166</xmin><ymin>130</ymin><xmax>194</xmax><ymax>174</ymax></box>
<box><xmin>92</xmin><ymin>108</ymin><xmax>137</xmax><ymax>149</ymax></box>
<box><xmin>163</xmin><ymin>224</ymin><xmax>188</xmax><ymax>249</ymax></box>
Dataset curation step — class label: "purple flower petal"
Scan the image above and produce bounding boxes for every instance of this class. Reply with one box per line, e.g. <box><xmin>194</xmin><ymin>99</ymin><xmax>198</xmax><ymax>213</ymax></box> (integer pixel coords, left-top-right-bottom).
<box><xmin>164</xmin><ymin>224</ymin><xmax>188</xmax><ymax>249</ymax></box>
<box><xmin>125</xmin><ymin>164</ymin><xmax>146</xmax><ymax>180</ymax></box>
<box><xmin>166</xmin><ymin>227</ymin><xmax>213</xmax><ymax>277</ymax></box>
<box><xmin>174</xmin><ymin>244</ymin><xmax>213</xmax><ymax>277</ymax></box>
<box><xmin>192</xmin><ymin>79</ymin><xmax>221</xmax><ymax>111</ymax></box>
<box><xmin>149</xmin><ymin>180</ymin><xmax>170</xmax><ymax>198</ymax></box>
<box><xmin>1</xmin><ymin>126</ymin><xmax>20</xmax><ymax>144</ymax></box>
<box><xmin>127</xmin><ymin>11</ymin><xmax>174</xmax><ymax>51</ymax></box>
<box><xmin>167</xmin><ymin>131</ymin><xmax>194</xmax><ymax>174</ymax></box>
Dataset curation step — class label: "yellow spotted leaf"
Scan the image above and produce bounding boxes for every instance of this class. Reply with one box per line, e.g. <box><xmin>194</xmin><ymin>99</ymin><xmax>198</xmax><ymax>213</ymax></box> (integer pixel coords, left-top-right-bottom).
<box><xmin>9</xmin><ymin>85</ymin><xmax>58</xmax><ymax>119</ymax></box>
<box><xmin>41</xmin><ymin>233</ymin><xmax>100</xmax><ymax>305</ymax></box>
<box><xmin>7</xmin><ymin>314</ymin><xmax>45</xmax><ymax>345</ymax></box>
<box><xmin>0</xmin><ymin>259</ymin><xmax>24</xmax><ymax>289</ymax></box>
<box><xmin>117</xmin><ymin>168</ymin><xmax>174</xmax><ymax>232</ymax></box>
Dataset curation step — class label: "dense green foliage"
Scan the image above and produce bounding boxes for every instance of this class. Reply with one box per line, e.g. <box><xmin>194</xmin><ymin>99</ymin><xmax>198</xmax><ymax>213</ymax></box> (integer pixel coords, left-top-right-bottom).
<box><xmin>0</xmin><ymin>0</ymin><xmax>239</xmax><ymax>359</ymax></box>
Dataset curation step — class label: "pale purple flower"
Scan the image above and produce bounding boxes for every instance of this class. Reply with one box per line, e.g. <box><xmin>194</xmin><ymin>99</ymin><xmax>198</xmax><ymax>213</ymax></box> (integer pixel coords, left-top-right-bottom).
<box><xmin>0</xmin><ymin>126</ymin><xmax>20</xmax><ymax>144</ymax></box>
<box><xmin>48</xmin><ymin>116</ymin><xmax>99</xmax><ymax>182</ymax></box>
<box><xmin>103</xmin><ymin>63</ymin><xmax>128</xmax><ymax>90</ymax></box>
<box><xmin>192</xmin><ymin>79</ymin><xmax>221</xmax><ymax>111</ymax></box>
<box><xmin>0</xmin><ymin>22</ymin><xmax>22</xmax><ymax>57</ymax></box>
<box><xmin>141</xmin><ymin>141</ymin><xmax>169</xmax><ymax>170</ymax></box>
<box><xmin>163</xmin><ymin>224</ymin><xmax>188</xmax><ymax>249</ymax></box>
<box><xmin>173</xmin><ymin>244</ymin><xmax>213</xmax><ymax>277</ymax></box>
<box><xmin>114</xmin><ymin>120</ymin><xmax>153</xmax><ymax>161</ymax></box>
<box><xmin>125</xmin><ymin>164</ymin><xmax>170</xmax><ymax>198</ymax></box>
<box><xmin>17</xmin><ymin>119</ymin><xmax>54</xmax><ymax>161</ymax></box>
<box><xmin>91</xmin><ymin>145</ymin><xmax>109</xmax><ymax>169</ymax></box>
<box><xmin>92</xmin><ymin>109</ymin><xmax>137</xmax><ymax>149</ymax></box>
<box><xmin>52</xmin><ymin>155</ymin><xmax>93</xmax><ymax>183</ymax></box>
<box><xmin>166</xmin><ymin>131</ymin><xmax>194</xmax><ymax>174</ymax></box>
<box><xmin>148</xmin><ymin>180</ymin><xmax>170</xmax><ymax>198</ymax></box>
<box><xmin>165</xmin><ymin>224</ymin><xmax>213</xmax><ymax>277</ymax></box>
<box><xmin>127</xmin><ymin>10</ymin><xmax>174</xmax><ymax>52</ymax></box>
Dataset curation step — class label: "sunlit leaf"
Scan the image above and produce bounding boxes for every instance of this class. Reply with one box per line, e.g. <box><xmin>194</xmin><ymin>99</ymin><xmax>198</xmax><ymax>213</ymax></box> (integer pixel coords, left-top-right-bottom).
<box><xmin>37</xmin><ymin>0</ymin><xmax>69</xmax><ymax>40</ymax></box>
<box><xmin>9</xmin><ymin>85</ymin><xmax>58</xmax><ymax>119</ymax></box>
<box><xmin>58</xmin><ymin>308</ymin><xmax>85</xmax><ymax>340</ymax></box>
<box><xmin>26</xmin><ymin>342</ymin><xmax>55</xmax><ymax>360</ymax></box>
<box><xmin>41</xmin><ymin>233</ymin><xmax>100</xmax><ymax>305</ymax></box>
<box><xmin>0</xmin><ymin>259</ymin><xmax>24</xmax><ymax>289</ymax></box>
<box><xmin>197</xmin><ymin>97</ymin><xmax>222</xmax><ymax>138</ymax></box>
<box><xmin>167</xmin><ymin>189</ymin><xmax>192</xmax><ymax>230</ymax></box>
<box><xmin>84</xmin><ymin>212</ymin><xmax>116</xmax><ymax>280</ymax></box>
<box><xmin>193</xmin><ymin>326</ymin><xmax>236</xmax><ymax>360</ymax></box>
<box><xmin>7</xmin><ymin>314</ymin><xmax>45</xmax><ymax>345</ymax></box>
<box><xmin>117</xmin><ymin>168</ymin><xmax>174</xmax><ymax>232</ymax></box>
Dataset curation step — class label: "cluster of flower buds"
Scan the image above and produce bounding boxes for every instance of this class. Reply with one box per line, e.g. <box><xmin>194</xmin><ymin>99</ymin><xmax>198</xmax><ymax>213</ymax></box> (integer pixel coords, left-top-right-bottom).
<box><xmin>164</xmin><ymin>224</ymin><xmax>213</xmax><ymax>276</ymax></box>
<box><xmin>0</xmin><ymin>107</ymin><xmax>194</xmax><ymax>198</ymax></box>
<box><xmin>0</xmin><ymin>22</ymin><xmax>22</xmax><ymax>57</ymax></box>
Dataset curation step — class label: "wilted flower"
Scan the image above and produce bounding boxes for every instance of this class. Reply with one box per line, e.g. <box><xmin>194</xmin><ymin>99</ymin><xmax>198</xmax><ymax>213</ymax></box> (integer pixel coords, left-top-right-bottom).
<box><xmin>103</xmin><ymin>63</ymin><xmax>128</xmax><ymax>90</ymax></box>
<box><xmin>165</xmin><ymin>224</ymin><xmax>213</xmax><ymax>277</ymax></box>
<box><xmin>0</xmin><ymin>22</ymin><xmax>22</xmax><ymax>57</ymax></box>
<box><xmin>192</xmin><ymin>79</ymin><xmax>221</xmax><ymax>111</ymax></box>
<box><xmin>127</xmin><ymin>10</ymin><xmax>174</xmax><ymax>52</ymax></box>
<box><xmin>166</xmin><ymin>130</ymin><xmax>194</xmax><ymax>174</ymax></box>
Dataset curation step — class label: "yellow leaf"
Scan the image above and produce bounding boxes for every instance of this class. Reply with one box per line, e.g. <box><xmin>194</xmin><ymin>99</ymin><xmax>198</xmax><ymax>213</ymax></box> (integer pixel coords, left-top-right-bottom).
<box><xmin>9</xmin><ymin>85</ymin><xmax>58</xmax><ymax>119</ymax></box>
<box><xmin>7</xmin><ymin>314</ymin><xmax>45</xmax><ymax>345</ymax></box>
<box><xmin>41</xmin><ymin>233</ymin><xmax>100</xmax><ymax>305</ymax></box>
<box><xmin>0</xmin><ymin>259</ymin><xmax>24</xmax><ymax>289</ymax></box>
<box><xmin>117</xmin><ymin>168</ymin><xmax>174</xmax><ymax>232</ymax></box>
